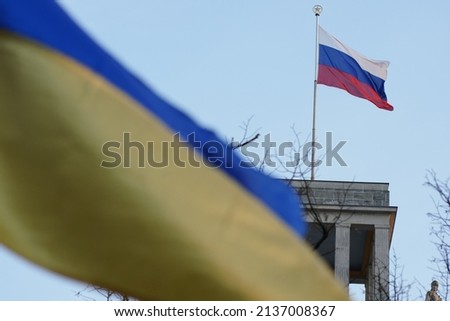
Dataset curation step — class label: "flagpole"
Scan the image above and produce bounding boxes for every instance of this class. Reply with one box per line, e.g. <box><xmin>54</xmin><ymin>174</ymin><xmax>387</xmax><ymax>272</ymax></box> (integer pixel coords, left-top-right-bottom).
<box><xmin>311</xmin><ymin>5</ymin><xmax>322</xmax><ymax>181</ymax></box>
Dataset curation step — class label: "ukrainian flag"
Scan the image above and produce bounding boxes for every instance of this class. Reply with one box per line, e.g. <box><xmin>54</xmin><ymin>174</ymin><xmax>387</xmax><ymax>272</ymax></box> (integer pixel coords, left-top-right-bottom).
<box><xmin>0</xmin><ymin>0</ymin><xmax>347</xmax><ymax>300</ymax></box>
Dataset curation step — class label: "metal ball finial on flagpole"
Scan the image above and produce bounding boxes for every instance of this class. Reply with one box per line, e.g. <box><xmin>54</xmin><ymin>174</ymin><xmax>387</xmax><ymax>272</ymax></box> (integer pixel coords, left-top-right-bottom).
<box><xmin>313</xmin><ymin>5</ymin><xmax>322</xmax><ymax>16</ymax></box>
<box><xmin>311</xmin><ymin>5</ymin><xmax>322</xmax><ymax>180</ymax></box>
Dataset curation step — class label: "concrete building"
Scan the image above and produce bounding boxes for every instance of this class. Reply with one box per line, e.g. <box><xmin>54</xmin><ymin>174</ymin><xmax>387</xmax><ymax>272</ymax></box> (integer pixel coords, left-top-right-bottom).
<box><xmin>291</xmin><ymin>180</ymin><xmax>398</xmax><ymax>300</ymax></box>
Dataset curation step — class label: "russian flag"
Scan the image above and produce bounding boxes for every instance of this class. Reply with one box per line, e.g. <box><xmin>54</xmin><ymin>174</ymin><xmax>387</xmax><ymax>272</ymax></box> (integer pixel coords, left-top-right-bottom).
<box><xmin>0</xmin><ymin>0</ymin><xmax>348</xmax><ymax>300</ymax></box>
<box><xmin>318</xmin><ymin>26</ymin><xmax>393</xmax><ymax>111</ymax></box>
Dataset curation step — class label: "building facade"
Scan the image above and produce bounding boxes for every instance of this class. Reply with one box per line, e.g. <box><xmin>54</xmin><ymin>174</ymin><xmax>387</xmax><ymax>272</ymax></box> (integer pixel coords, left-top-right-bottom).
<box><xmin>291</xmin><ymin>180</ymin><xmax>397</xmax><ymax>300</ymax></box>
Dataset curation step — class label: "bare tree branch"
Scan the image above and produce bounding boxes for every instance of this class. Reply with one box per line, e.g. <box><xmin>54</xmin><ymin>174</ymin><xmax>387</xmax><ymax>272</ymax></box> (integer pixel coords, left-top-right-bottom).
<box><xmin>425</xmin><ymin>170</ymin><xmax>450</xmax><ymax>301</ymax></box>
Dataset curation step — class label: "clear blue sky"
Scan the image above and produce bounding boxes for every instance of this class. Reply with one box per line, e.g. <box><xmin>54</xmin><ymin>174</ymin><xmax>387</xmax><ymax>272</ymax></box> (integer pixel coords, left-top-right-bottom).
<box><xmin>1</xmin><ymin>0</ymin><xmax>449</xmax><ymax>300</ymax></box>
